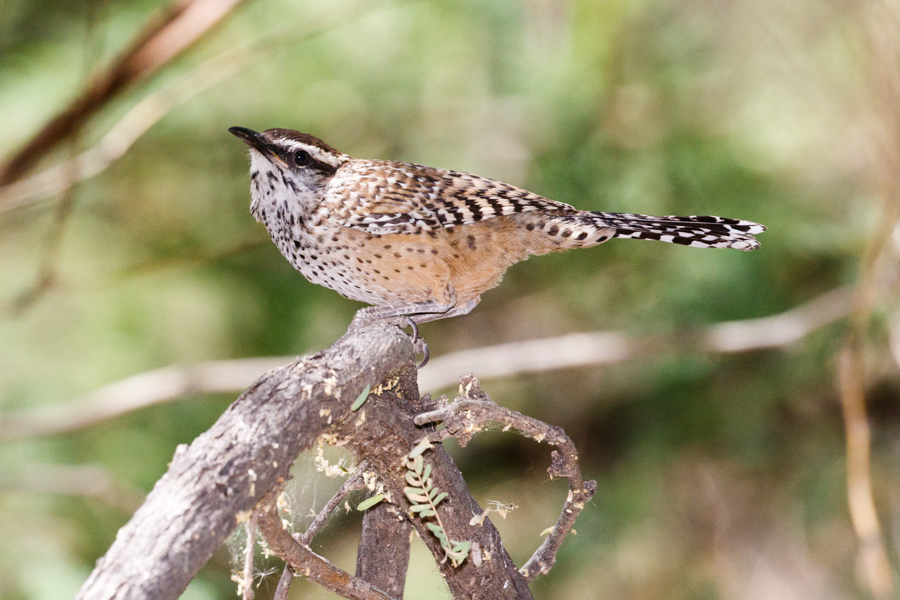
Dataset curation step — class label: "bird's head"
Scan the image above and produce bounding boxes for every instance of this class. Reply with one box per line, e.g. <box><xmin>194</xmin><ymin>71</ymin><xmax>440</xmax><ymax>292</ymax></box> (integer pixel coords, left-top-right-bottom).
<box><xmin>229</xmin><ymin>127</ymin><xmax>349</xmax><ymax>221</ymax></box>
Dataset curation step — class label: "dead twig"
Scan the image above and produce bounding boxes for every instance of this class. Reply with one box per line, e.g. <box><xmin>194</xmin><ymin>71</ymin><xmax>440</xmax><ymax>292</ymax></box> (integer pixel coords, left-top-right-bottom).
<box><xmin>272</xmin><ymin>469</ymin><xmax>366</xmax><ymax>599</ymax></box>
<box><xmin>7</xmin><ymin>164</ymin><xmax>79</xmax><ymax>315</ymax></box>
<box><xmin>72</xmin><ymin>319</ymin><xmax>579</xmax><ymax>599</ymax></box>
<box><xmin>272</xmin><ymin>566</ymin><xmax>294</xmax><ymax>600</ymax></box>
<box><xmin>414</xmin><ymin>374</ymin><xmax>595</xmax><ymax>581</ymax></box>
<box><xmin>6</xmin><ymin>5</ymin><xmax>104</xmax><ymax>314</ymax></box>
<box><xmin>0</xmin><ymin>357</ymin><xmax>295</xmax><ymax>440</ymax></box>
<box><xmin>838</xmin><ymin>346</ymin><xmax>892</xmax><ymax>598</ymax></box>
<box><xmin>424</xmin><ymin>285</ymin><xmax>855</xmax><ymax>390</ymax></box>
<box><xmin>241</xmin><ymin>513</ymin><xmax>258</xmax><ymax>600</ymax></box>
<box><xmin>255</xmin><ymin>491</ymin><xmax>398</xmax><ymax>600</ymax></box>
<box><xmin>300</xmin><ymin>469</ymin><xmax>365</xmax><ymax>545</ymax></box>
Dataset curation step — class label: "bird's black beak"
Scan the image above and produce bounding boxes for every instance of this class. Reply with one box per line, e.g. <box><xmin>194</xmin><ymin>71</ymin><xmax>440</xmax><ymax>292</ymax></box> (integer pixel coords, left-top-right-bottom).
<box><xmin>228</xmin><ymin>127</ymin><xmax>272</xmax><ymax>156</ymax></box>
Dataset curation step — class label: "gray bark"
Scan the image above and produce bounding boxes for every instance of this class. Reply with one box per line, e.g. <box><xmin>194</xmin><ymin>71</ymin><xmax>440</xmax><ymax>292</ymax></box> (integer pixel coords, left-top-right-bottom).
<box><xmin>77</xmin><ymin>322</ymin><xmax>411</xmax><ymax>600</ymax></box>
<box><xmin>356</xmin><ymin>503</ymin><xmax>412</xmax><ymax>597</ymax></box>
<box><xmin>76</xmin><ymin>321</ymin><xmax>534</xmax><ymax>599</ymax></box>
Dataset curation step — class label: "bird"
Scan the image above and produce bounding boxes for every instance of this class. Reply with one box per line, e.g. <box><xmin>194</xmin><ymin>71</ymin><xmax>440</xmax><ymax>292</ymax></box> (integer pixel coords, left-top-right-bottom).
<box><xmin>230</xmin><ymin>127</ymin><xmax>764</xmax><ymax>329</ymax></box>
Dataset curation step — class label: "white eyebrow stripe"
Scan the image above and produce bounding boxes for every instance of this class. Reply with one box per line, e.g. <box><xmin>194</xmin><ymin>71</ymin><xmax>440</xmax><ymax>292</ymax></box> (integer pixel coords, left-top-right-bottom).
<box><xmin>279</xmin><ymin>140</ymin><xmax>345</xmax><ymax>168</ymax></box>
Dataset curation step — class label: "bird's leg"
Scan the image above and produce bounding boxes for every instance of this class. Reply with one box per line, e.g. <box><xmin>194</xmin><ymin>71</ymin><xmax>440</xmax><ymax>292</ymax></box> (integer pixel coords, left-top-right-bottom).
<box><xmin>405</xmin><ymin>299</ymin><xmax>478</xmax><ymax>368</ymax></box>
<box><xmin>350</xmin><ymin>291</ymin><xmax>474</xmax><ymax>369</ymax></box>
<box><xmin>352</xmin><ymin>283</ymin><xmax>459</xmax><ymax>324</ymax></box>
<box><xmin>353</xmin><ymin>299</ymin><xmax>455</xmax><ymax>323</ymax></box>
<box><xmin>408</xmin><ymin>298</ymin><xmax>480</xmax><ymax>324</ymax></box>
<box><xmin>351</xmin><ymin>301</ymin><xmax>452</xmax><ymax>369</ymax></box>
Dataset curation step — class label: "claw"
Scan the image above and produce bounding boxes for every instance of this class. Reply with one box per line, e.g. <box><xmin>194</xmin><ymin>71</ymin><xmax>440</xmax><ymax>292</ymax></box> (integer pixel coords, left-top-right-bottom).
<box><xmin>417</xmin><ymin>340</ymin><xmax>430</xmax><ymax>369</ymax></box>
<box><xmin>405</xmin><ymin>316</ymin><xmax>420</xmax><ymax>343</ymax></box>
<box><xmin>406</xmin><ymin>315</ymin><xmax>431</xmax><ymax>369</ymax></box>
<box><xmin>404</xmin><ymin>316</ymin><xmax>429</xmax><ymax>368</ymax></box>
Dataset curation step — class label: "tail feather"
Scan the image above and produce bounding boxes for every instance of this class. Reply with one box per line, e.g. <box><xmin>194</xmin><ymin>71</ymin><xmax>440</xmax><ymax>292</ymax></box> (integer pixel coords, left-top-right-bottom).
<box><xmin>589</xmin><ymin>211</ymin><xmax>765</xmax><ymax>252</ymax></box>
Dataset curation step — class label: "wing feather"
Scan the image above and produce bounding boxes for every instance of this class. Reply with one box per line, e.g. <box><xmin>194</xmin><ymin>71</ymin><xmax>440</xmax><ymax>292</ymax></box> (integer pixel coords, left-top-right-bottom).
<box><xmin>326</xmin><ymin>160</ymin><xmax>571</xmax><ymax>235</ymax></box>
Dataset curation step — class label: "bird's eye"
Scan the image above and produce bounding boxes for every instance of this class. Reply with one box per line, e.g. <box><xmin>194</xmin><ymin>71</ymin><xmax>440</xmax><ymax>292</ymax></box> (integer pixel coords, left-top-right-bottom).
<box><xmin>293</xmin><ymin>150</ymin><xmax>311</xmax><ymax>167</ymax></box>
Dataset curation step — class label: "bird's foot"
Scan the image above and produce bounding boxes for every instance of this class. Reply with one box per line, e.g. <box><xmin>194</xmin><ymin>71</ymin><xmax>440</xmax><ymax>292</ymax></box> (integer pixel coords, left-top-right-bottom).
<box><xmin>351</xmin><ymin>305</ymin><xmax>441</xmax><ymax>368</ymax></box>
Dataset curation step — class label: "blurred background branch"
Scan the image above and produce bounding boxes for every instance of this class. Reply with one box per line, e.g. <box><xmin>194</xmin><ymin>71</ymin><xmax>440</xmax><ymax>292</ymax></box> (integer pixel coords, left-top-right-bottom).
<box><xmin>0</xmin><ymin>0</ymin><xmax>247</xmax><ymax>188</ymax></box>
<box><xmin>0</xmin><ymin>356</ymin><xmax>292</xmax><ymax>440</ymax></box>
<box><xmin>0</xmin><ymin>285</ymin><xmax>855</xmax><ymax>441</ymax></box>
<box><xmin>835</xmin><ymin>1</ymin><xmax>900</xmax><ymax>598</ymax></box>
<box><xmin>0</xmin><ymin>463</ymin><xmax>144</xmax><ymax>513</ymax></box>
<box><xmin>0</xmin><ymin>0</ymin><xmax>381</xmax><ymax>215</ymax></box>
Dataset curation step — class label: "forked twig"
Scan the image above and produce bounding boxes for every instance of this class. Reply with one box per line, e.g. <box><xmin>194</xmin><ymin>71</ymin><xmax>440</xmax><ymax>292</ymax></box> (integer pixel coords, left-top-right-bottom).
<box><xmin>271</xmin><ymin>467</ymin><xmax>366</xmax><ymax>598</ymax></box>
<box><xmin>255</xmin><ymin>490</ymin><xmax>397</xmax><ymax>600</ymax></box>
<box><xmin>414</xmin><ymin>374</ymin><xmax>595</xmax><ymax>581</ymax></box>
<box><xmin>74</xmin><ymin>321</ymin><xmax>414</xmax><ymax>600</ymax></box>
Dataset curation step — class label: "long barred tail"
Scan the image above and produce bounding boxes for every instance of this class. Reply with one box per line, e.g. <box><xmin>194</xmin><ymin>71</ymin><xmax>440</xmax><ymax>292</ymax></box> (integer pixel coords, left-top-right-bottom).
<box><xmin>589</xmin><ymin>211</ymin><xmax>765</xmax><ymax>251</ymax></box>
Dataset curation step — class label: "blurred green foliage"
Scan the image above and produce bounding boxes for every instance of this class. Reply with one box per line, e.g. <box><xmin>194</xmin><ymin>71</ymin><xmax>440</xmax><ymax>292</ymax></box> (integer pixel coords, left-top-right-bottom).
<box><xmin>1</xmin><ymin>0</ymin><xmax>897</xmax><ymax>598</ymax></box>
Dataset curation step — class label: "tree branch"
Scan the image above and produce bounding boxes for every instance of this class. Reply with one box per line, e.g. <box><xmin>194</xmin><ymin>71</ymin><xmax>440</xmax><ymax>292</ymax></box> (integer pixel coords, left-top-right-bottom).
<box><xmin>422</xmin><ymin>285</ymin><xmax>855</xmax><ymax>389</ymax></box>
<box><xmin>255</xmin><ymin>490</ymin><xmax>398</xmax><ymax>600</ymax></box>
<box><xmin>414</xmin><ymin>374</ymin><xmax>595</xmax><ymax>581</ymax></box>
<box><xmin>72</xmin><ymin>313</ymin><xmax>601</xmax><ymax>599</ymax></box>
<box><xmin>834</xmin><ymin>3</ymin><xmax>900</xmax><ymax>598</ymax></box>
<box><xmin>240</xmin><ymin>513</ymin><xmax>258</xmax><ymax>600</ymax></box>
<box><xmin>271</xmin><ymin>469</ymin><xmax>367</xmax><ymax>599</ymax></box>
<box><xmin>355</xmin><ymin>501</ymin><xmax>412</xmax><ymax>598</ymax></box>
<box><xmin>0</xmin><ymin>463</ymin><xmax>144</xmax><ymax>513</ymax></box>
<box><xmin>72</xmin><ymin>321</ymin><xmax>550</xmax><ymax>599</ymax></box>
<box><xmin>76</xmin><ymin>321</ymin><xmax>413</xmax><ymax>600</ymax></box>
<box><xmin>329</xmin><ymin>364</ymin><xmax>533</xmax><ymax>599</ymax></box>
<box><xmin>301</xmin><ymin>469</ymin><xmax>366</xmax><ymax>545</ymax></box>
<box><xmin>273</xmin><ymin>565</ymin><xmax>294</xmax><ymax>600</ymax></box>
<box><xmin>0</xmin><ymin>356</ymin><xmax>295</xmax><ymax>440</ymax></box>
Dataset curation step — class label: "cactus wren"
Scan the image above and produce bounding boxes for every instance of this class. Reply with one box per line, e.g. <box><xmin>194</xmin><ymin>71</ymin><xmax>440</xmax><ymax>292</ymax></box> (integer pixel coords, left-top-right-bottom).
<box><xmin>230</xmin><ymin>127</ymin><xmax>765</xmax><ymax>325</ymax></box>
